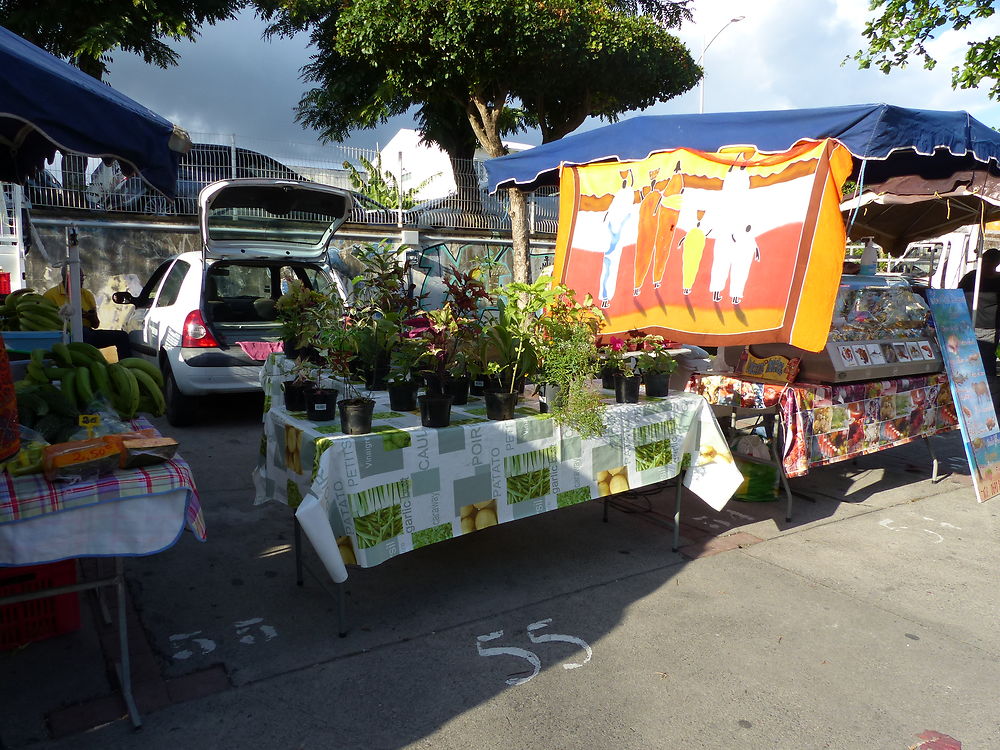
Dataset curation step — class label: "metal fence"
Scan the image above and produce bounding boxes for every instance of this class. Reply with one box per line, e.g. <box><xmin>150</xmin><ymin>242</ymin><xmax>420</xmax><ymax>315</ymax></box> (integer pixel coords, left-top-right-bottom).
<box><xmin>20</xmin><ymin>132</ymin><xmax>558</xmax><ymax>235</ymax></box>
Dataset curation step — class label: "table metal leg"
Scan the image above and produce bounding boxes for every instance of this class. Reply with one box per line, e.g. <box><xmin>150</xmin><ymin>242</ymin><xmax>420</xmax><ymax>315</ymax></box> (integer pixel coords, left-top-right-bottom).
<box><xmin>925</xmin><ymin>437</ymin><xmax>941</xmax><ymax>483</ymax></box>
<box><xmin>114</xmin><ymin>558</ymin><xmax>142</xmax><ymax>729</ymax></box>
<box><xmin>294</xmin><ymin>518</ymin><xmax>304</xmax><ymax>586</ymax></box>
<box><xmin>672</xmin><ymin>478</ymin><xmax>682</xmax><ymax>553</ymax></box>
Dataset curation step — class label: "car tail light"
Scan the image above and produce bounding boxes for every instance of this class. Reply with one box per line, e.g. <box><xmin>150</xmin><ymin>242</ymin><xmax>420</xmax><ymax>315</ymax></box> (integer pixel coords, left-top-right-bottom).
<box><xmin>181</xmin><ymin>310</ymin><xmax>219</xmax><ymax>348</ymax></box>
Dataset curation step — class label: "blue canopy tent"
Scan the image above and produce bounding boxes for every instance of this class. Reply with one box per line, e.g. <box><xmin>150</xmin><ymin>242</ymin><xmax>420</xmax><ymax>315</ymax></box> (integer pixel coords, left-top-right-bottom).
<box><xmin>0</xmin><ymin>24</ymin><xmax>191</xmax><ymax>342</ymax></box>
<box><xmin>484</xmin><ymin>103</ymin><xmax>1000</xmax><ymax>254</ymax></box>
<box><xmin>0</xmin><ymin>24</ymin><xmax>190</xmax><ymax>194</ymax></box>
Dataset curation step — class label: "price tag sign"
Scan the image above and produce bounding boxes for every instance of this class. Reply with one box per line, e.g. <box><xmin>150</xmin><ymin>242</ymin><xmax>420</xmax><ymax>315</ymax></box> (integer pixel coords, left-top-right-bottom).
<box><xmin>78</xmin><ymin>413</ymin><xmax>101</xmax><ymax>439</ymax></box>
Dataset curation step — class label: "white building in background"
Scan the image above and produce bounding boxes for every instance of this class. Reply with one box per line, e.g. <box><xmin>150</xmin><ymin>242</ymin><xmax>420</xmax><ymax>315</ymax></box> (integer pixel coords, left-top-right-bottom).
<box><xmin>378</xmin><ymin>129</ymin><xmax>534</xmax><ymax>202</ymax></box>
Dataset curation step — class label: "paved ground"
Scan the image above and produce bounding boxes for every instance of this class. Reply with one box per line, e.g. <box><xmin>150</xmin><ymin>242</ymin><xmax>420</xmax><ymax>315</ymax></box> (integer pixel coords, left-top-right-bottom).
<box><xmin>1</xmin><ymin>394</ymin><xmax>997</xmax><ymax>749</ymax></box>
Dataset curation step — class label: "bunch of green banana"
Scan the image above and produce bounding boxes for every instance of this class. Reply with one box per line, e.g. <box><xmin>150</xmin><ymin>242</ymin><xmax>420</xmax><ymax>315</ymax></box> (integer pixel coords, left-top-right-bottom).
<box><xmin>2</xmin><ymin>289</ymin><xmax>63</xmax><ymax>331</ymax></box>
<box><xmin>14</xmin><ymin>380</ymin><xmax>79</xmax><ymax>444</ymax></box>
<box><xmin>24</xmin><ymin>342</ymin><xmax>166</xmax><ymax>419</ymax></box>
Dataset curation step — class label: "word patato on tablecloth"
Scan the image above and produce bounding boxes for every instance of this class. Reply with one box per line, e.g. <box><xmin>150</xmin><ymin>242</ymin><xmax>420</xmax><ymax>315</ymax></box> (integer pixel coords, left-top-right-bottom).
<box><xmin>0</xmin><ymin>419</ymin><xmax>206</xmax><ymax>565</ymax></box>
<box><xmin>687</xmin><ymin>372</ymin><xmax>958</xmax><ymax>478</ymax></box>
<box><xmin>254</xmin><ymin>356</ymin><xmax>742</xmax><ymax>576</ymax></box>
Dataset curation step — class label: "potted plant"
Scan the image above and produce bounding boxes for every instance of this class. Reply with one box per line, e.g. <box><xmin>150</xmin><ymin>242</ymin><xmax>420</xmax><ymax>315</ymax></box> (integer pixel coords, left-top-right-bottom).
<box><xmin>597</xmin><ymin>337</ymin><xmax>627</xmax><ymax>389</ymax></box>
<box><xmin>275</xmin><ymin>281</ymin><xmax>328</xmax><ymax>361</ymax></box>
<box><xmin>315</xmin><ymin>322</ymin><xmax>377</xmax><ymax>433</ymax></box>
<box><xmin>603</xmin><ymin>336</ymin><xmax>640</xmax><ymax>403</ymax></box>
<box><xmin>482</xmin><ymin>277</ymin><xmax>548</xmax><ymax>420</ymax></box>
<box><xmin>407</xmin><ymin>304</ymin><xmax>470</xmax><ymax>428</ymax></box>
<box><xmin>385</xmin><ymin>336</ymin><xmax>424</xmax><ymax>411</ymax></box>
<box><xmin>635</xmin><ymin>334</ymin><xmax>678</xmax><ymax>397</ymax></box>
<box><xmin>531</xmin><ymin>286</ymin><xmax>608</xmax><ymax>436</ymax></box>
<box><xmin>281</xmin><ymin>356</ymin><xmax>317</xmax><ymax>412</ymax></box>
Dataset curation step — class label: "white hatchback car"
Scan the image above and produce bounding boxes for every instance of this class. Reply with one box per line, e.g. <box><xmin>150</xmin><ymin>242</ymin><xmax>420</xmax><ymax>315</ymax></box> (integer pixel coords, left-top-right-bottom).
<box><xmin>113</xmin><ymin>179</ymin><xmax>352</xmax><ymax>425</ymax></box>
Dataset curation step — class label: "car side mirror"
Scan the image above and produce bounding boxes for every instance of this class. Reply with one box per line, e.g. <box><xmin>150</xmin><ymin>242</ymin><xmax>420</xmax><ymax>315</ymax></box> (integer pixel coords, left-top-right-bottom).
<box><xmin>112</xmin><ymin>290</ymin><xmax>135</xmax><ymax>305</ymax></box>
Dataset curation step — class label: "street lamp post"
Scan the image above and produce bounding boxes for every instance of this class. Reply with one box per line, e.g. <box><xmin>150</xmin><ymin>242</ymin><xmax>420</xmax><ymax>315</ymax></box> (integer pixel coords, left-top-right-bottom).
<box><xmin>698</xmin><ymin>16</ymin><xmax>745</xmax><ymax>114</ymax></box>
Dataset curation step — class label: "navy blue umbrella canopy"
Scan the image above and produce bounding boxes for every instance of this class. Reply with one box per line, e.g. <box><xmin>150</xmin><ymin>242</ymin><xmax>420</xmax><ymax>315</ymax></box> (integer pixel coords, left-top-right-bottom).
<box><xmin>485</xmin><ymin>103</ymin><xmax>1000</xmax><ymax>253</ymax></box>
<box><xmin>0</xmin><ymin>25</ymin><xmax>189</xmax><ymax>196</ymax></box>
<box><xmin>485</xmin><ymin>103</ymin><xmax>1000</xmax><ymax>192</ymax></box>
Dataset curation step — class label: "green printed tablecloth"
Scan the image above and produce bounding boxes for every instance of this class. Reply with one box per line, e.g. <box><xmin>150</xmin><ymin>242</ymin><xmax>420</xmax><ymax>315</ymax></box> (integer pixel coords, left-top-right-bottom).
<box><xmin>253</xmin><ymin>356</ymin><xmax>742</xmax><ymax>571</ymax></box>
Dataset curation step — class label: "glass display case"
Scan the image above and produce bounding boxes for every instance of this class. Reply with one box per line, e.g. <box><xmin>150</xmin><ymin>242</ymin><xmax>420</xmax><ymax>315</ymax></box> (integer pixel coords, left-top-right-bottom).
<box><xmin>736</xmin><ymin>275</ymin><xmax>943</xmax><ymax>383</ymax></box>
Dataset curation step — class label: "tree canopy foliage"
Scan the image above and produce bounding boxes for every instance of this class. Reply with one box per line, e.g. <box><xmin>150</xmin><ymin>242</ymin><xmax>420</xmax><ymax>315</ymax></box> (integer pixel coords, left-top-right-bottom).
<box><xmin>853</xmin><ymin>0</ymin><xmax>1000</xmax><ymax>99</ymax></box>
<box><xmin>261</xmin><ymin>0</ymin><xmax>700</xmax><ymax>281</ymax></box>
<box><xmin>262</xmin><ymin>0</ymin><xmax>699</xmax><ymax>153</ymax></box>
<box><xmin>0</xmin><ymin>0</ymin><xmax>245</xmax><ymax>78</ymax></box>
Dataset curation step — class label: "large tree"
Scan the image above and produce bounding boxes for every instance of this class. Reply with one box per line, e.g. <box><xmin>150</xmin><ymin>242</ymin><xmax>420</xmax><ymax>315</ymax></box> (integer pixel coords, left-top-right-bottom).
<box><xmin>0</xmin><ymin>0</ymin><xmax>244</xmax><ymax>188</ymax></box>
<box><xmin>261</xmin><ymin>0</ymin><xmax>700</xmax><ymax>283</ymax></box>
<box><xmin>853</xmin><ymin>0</ymin><xmax>1000</xmax><ymax>99</ymax></box>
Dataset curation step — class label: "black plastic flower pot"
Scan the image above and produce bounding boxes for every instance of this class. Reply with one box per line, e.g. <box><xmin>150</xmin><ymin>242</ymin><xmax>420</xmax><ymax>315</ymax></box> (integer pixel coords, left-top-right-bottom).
<box><xmin>283</xmin><ymin>380</ymin><xmax>309</xmax><ymax>412</ymax></box>
<box><xmin>643</xmin><ymin>371</ymin><xmax>670</xmax><ymax>397</ymax></box>
<box><xmin>338</xmin><ymin>398</ymin><xmax>375</xmax><ymax>435</ymax></box>
<box><xmin>469</xmin><ymin>376</ymin><xmax>486</xmax><ymax>396</ymax></box>
<box><xmin>537</xmin><ymin>383</ymin><xmax>563</xmax><ymax>414</ymax></box>
<box><xmin>600</xmin><ymin>366</ymin><xmax>619</xmax><ymax>390</ymax></box>
<box><xmin>422</xmin><ymin>373</ymin><xmax>445</xmax><ymax>396</ymax></box>
<box><xmin>306</xmin><ymin>387</ymin><xmax>339</xmax><ymax>421</ymax></box>
<box><xmin>484</xmin><ymin>389</ymin><xmax>519</xmax><ymax>421</ymax></box>
<box><xmin>444</xmin><ymin>376</ymin><xmax>470</xmax><ymax>406</ymax></box>
<box><xmin>363</xmin><ymin>355</ymin><xmax>391</xmax><ymax>390</ymax></box>
<box><xmin>418</xmin><ymin>393</ymin><xmax>453</xmax><ymax>428</ymax></box>
<box><xmin>388</xmin><ymin>382</ymin><xmax>418</xmax><ymax>411</ymax></box>
<box><xmin>614</xmin><ymin>374</ymin><xmax>640</xmax><ymax>403</ymax></box>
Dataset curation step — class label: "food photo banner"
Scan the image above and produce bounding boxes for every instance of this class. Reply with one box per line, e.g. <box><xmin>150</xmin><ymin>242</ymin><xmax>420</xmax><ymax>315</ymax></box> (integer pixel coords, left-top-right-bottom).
<box><xmin>552</xmin><ymin>139</ymin><xmax>854</xmax><ymax>351</ymax></box>
<box><xmin>926</xmin><ymin>289</ymin><xmax>1000</xmax><ymax>502</ymax></box>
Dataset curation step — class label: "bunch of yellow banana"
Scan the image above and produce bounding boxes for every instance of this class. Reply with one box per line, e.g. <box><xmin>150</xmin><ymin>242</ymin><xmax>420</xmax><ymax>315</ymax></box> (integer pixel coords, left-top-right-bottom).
<box><xmin>2</xmin><ymin>289</ymin><xmax>63</xmax><ymax>331</ymax></box>
<box><xmin>23</xmin><ymin>342</ymin><xmax>166</xmax><ymax>419</ymax></box>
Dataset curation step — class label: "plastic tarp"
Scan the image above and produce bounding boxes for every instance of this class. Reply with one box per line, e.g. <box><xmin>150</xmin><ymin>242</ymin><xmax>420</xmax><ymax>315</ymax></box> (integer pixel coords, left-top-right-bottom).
<box><xmin>0</xmin><ymin>25</ymin><xmax>189</xmax><ymax>195</ymax></box>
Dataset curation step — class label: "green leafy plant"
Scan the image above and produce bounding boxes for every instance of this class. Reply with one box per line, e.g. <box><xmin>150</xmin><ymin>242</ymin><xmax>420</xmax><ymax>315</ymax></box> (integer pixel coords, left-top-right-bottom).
<box><xmin>634</xmin><ymin>334</ymin><xmax>678</xmax><ymax>375</ymax></box>
<box><xmin>342</xmin><ymin>153</ymin><xmax>438</xmax><ymax>210</ymax></box>
<box><xmin>275</xmin><ymin>281</ymin><xmax>330</xmax><ymax>351</ymax></box>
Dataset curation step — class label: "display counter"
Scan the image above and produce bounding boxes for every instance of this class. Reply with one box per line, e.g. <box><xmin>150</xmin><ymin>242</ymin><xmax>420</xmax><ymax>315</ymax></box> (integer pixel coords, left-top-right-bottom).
<box><xmin>687</xmin><ymin>372</ymin><xmax>958</xmax><ymax>477</ymax></box>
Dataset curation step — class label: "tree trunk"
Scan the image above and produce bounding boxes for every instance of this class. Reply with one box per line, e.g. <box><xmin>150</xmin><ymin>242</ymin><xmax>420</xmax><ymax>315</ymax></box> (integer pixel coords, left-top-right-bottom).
<box><xmin>508</xmin><ymin>187</ymin><xmax>530</xmax><ymax>284</ymax></box>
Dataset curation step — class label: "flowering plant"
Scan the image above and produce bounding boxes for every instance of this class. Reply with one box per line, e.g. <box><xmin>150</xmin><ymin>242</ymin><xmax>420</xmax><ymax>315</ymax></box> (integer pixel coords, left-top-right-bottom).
<box><xmin>599</xmin><ymin>336</ymin><xmax>632</xmax><ymax>375</ymax></box>
<box><xmin>634</xmin><ymin>335</ymin><xmax>678</xmax><ymax>375</ymax></box>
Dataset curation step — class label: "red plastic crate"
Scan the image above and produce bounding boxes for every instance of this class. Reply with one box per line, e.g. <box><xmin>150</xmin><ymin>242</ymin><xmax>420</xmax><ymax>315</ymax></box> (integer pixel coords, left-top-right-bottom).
<box><xmin>0</xmin><ymin>559</ymin><xmax>81</xmax><ymax>650</ymax></box>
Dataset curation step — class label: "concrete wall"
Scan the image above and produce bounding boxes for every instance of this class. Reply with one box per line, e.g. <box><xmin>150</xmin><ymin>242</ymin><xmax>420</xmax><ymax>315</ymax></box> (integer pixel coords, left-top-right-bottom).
<box><xmin>27</xmin><ymin>223</ymin><xmax>200</xmax><ymax>330</ymax></box>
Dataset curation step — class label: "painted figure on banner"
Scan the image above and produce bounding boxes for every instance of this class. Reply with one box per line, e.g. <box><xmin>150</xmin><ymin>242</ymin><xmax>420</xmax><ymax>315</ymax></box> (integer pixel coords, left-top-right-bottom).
<box><xmin>651</xmin><ymin>162</ymin><xmax>685</xmax><ymax>290</ymax></box>
<box><xmin>633</xmin><ymin>168</ymin><xmax>664</xmax><ymax>296</ymax></box>
<box><xmin>726</xmin><ymin>223</ymin><xmax>762</xmax><ymax>305</ymax></box>
<box><xmin>599</xmin><ymin>169</ymin><xmax>637</xmax><ymax>307</ymax></box>
<box><xmin>679</xmin><ymin>208</ymin><xmax>711</xmax><ymax>295</ymax></box>
<box><xmin>708</xmin><ymin>164</ymin><xmax>758</xmax><ymax>303</ymax></box>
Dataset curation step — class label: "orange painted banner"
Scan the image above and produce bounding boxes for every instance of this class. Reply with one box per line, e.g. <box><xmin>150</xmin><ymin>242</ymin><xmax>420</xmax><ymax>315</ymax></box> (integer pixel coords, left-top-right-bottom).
<box><xmin>552</xmin><ymin>139</ymin><xmax>854</xmax><ymax>352</ymax></box>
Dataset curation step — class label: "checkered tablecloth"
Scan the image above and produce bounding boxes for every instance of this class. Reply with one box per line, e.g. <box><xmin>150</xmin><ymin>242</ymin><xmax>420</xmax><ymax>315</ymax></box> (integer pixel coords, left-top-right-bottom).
<box><xmin>0</xmin><ymin>419</ymin><xmax>206</xmax><ymax>541</ymax></box>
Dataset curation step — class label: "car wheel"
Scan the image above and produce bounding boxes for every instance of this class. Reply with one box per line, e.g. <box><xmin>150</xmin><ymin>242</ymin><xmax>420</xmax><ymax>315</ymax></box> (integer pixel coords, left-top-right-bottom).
<box><xmin>164</xmin><ymin>366</ymin><xmax>197</xmax><ymax>427</ymax></box>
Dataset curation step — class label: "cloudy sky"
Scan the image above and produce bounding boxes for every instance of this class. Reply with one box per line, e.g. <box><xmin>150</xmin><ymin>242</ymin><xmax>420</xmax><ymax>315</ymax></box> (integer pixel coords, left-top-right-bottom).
<box><xmin>105</xmin><ymin>0</ymin><xmax>1000</xmax><ymax>158</ymax></box>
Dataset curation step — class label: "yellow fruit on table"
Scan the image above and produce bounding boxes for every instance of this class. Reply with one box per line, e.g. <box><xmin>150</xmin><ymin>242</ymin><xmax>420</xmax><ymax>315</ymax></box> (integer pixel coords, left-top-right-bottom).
<box><xmin>609</xmin><ymin>465</ymin><xmax>626</xmax><ymax>476</ymax></box>
<box><xmin>609</xmin><ymin>474</ymin><xmax>630</xmax><ymax>494</ymax></box>
<box><xmin>461</xmin><ymin>516</ymin><xmax>476</xmax><ymax>534</ymax></box>
<box><xmin>473</xmin><ymin>500</ymin><xmax>494</xmax><ymax>510</ymax></box>
<box><xmin>338</xmin><ymin>543</ymin><xmax>357</xmax><ymax>566</ymax></box>
<box><xmin>596</xmin><ymin>470</ymin><xmax>610</xmax><ymax>483</ymax></box>
<box><xmin>475</xmin><ymin>508</ymin><xmax>498</xmax><ymax>529</ymax></box>
<box><xmin>459</xmin><ymin>503</ymin><xmax>476</xmax><ymax>518</ymax></box>
<box><xmin>597</xmin><ymin>480</ymin><xmax>611</xmax><ymax>497</ymax></box>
